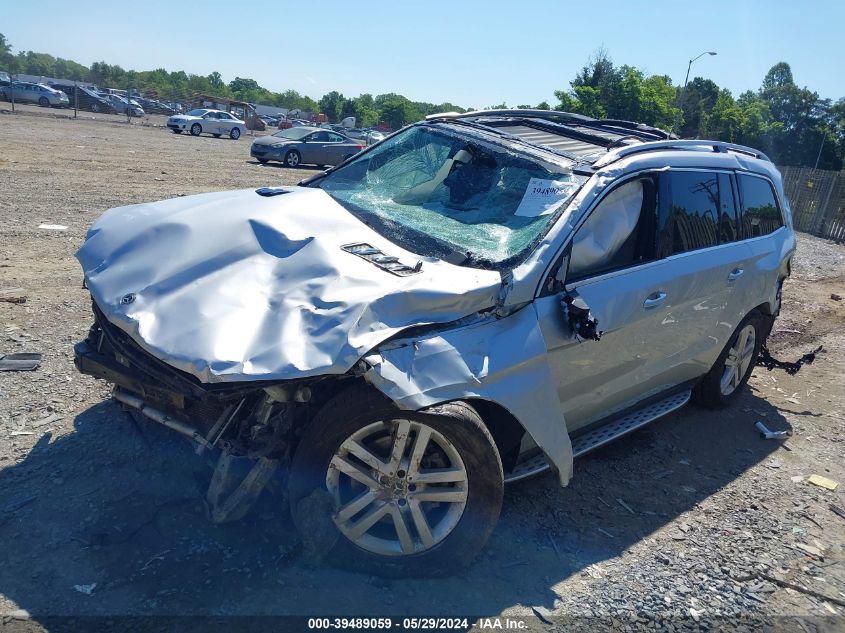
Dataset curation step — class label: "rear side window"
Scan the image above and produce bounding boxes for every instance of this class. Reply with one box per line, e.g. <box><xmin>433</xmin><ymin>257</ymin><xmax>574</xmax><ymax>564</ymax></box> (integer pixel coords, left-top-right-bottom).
<box><xmin>662</xmin><ymin>171</ymin><xmax>721</xmax><ymax>255</ymax></box>
<box><xmin>738</xmin><ymin>174</ymin><xmax>783</xmax><ymax>237</ymax></box>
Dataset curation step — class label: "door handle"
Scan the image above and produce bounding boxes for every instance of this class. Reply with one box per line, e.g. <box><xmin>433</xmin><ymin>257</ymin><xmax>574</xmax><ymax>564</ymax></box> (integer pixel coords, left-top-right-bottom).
<box><xmin>727</xmin><ymin>268</ymin><xmax>744</xmax><ymax>281</ymax></box>
<box><xmin>643</xmin><ymin>291</ymin><xmax>667</xmax><ymax>308</ymax></box>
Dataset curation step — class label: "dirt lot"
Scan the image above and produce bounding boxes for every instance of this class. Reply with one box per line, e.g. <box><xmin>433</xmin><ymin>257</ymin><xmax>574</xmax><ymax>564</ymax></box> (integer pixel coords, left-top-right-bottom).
<box><xmin>1</xmin><ymin>109</ymin><xmax>844</xmax><ymax>632</ymax></box>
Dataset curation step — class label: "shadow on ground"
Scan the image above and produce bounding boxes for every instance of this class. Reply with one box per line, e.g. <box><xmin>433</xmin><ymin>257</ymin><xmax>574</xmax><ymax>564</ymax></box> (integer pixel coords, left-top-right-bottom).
<box><xmin>0</xmin><ymin>384</ymin><xmax>788</xmax><ymax>627</ymax></box>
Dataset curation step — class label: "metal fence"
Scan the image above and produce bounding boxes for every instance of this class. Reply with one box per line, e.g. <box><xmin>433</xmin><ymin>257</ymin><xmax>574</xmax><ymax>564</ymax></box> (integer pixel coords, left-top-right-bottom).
<box><xmin>778</xmin><ymin>166</ymin><xmax>845</xmax><ymax>242</ymax></box>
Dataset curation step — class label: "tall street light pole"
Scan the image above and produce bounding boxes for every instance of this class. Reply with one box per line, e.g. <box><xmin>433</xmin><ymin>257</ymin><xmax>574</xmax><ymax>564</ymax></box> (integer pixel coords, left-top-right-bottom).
<box><xmin>674</xmin><ymin>51</ymin><xmax>717</xmax><ymax>136</ymax></box>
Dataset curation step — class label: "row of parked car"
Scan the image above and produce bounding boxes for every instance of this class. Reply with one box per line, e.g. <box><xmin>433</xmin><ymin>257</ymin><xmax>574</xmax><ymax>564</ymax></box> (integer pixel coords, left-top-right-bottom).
<box><xmin>165</xmin><ymin>108</ymin><xmax>369</xmax><ymax>167</ymax></box>
<box><xmin>0</xmin><ymin>80</ymin><xmax>187</xmax><ymax>117</ymax></box>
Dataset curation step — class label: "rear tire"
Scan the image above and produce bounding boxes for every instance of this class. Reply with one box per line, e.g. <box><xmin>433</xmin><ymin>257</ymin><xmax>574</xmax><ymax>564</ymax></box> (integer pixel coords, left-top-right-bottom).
<box><xmin>190</xmin><ymin>123</ymin><xmax>202</xmax><ymax>136</ymax></box>
<box><xmin>288</xmin><ymin>387</ymin><xmax>503</xmax><ymax>577</ymax></box>
<box><xmin>230</xmin><ymin>127</ymin><xmax>241</xmax><ymax>140</ymax></box>
<box><xmin>91</xmin><ymin>102</ymin><xmax>100</xmax><ymax>113</ymax></box>
<box><xmin>693</xmin><ymin>311</ymin><xmax>770</xmax><ymax>407</ymax></box>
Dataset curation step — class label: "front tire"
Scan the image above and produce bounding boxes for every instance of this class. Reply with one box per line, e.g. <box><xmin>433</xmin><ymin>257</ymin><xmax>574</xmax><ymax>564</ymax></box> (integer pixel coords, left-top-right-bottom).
<box><xmin>284</xmin><ymin>150</ymin><xmax>301</xmax><ymax>167</ymax></box>
<box><xmin>39</xmin><ymin>97</ymin><xmax>49</xmax><ymax>107</ymax></box>
<box><xmin>230</xmin><ymin>127</ymin><xmax>241</xmax><ymax>140</ymax></box>
<box><xmin>190</xmin><ymin>123</ymin><xmax>202</xmax><ymax>136</ymax></box>
<box><xmin>693</xmin><ymin>312</ymin><xmax>770</xmax><ymax>407</ymax></box>
<box><xmin>288</xmin><ymin>388</ymin><xmax>503</xmax><ymax>577</ymax></box>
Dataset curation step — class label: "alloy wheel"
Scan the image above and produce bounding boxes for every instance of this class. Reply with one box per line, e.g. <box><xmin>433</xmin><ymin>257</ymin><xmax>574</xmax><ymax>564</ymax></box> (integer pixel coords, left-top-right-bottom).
<box><xmin>720</xmin><ymin>324</ymin><xmax>756</xmax><ymax>395</ymax></box>
<box><xmin>326</xmin><ymin>419</ymin><xmax>468</xmax><ymax>556</ymax></box>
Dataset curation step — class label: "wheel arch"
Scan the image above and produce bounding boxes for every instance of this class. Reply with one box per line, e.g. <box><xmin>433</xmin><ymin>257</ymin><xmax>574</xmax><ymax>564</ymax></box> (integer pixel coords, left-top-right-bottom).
<box><xmin>462</xmin><ymin>399</ymin><xmax>527</xmax><ymax>475</ymax></box>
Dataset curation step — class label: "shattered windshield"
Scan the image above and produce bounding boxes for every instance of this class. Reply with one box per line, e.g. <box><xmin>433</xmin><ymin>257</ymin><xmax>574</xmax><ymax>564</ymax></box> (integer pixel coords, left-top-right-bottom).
<box><xmin>317</xmin><ymin>124</ymin><xmax>585</xmax><ymax>266</ymax></box>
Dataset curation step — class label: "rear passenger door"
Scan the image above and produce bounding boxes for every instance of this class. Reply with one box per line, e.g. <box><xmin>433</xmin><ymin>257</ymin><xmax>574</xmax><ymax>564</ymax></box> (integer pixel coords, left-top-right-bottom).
<box><xmin>652</xmin><ymin>168</ymin><xmax>754</xmax><ymax>382</ymax></box>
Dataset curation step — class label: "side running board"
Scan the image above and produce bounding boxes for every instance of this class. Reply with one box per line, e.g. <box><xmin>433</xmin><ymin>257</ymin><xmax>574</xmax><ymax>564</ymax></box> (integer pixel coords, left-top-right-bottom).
<box><xmin>505</xmin><ymin>390</ymin><xmax>692</xmax><ymax>483</ymax></box>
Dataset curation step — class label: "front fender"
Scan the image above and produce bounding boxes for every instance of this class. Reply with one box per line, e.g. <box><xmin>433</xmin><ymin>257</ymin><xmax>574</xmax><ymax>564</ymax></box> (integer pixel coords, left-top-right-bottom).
<box><xmin>363</xmin><ymin>306</ymin><xmax>574</xmax><ymax>486</ymax></box>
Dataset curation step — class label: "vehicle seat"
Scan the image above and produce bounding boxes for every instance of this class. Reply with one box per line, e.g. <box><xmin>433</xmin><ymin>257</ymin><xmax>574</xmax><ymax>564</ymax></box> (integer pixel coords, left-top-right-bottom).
<box><xmin>393</xmin><ymin>149</ymin><xmax>472</xmax><ymax>205</ymax></box>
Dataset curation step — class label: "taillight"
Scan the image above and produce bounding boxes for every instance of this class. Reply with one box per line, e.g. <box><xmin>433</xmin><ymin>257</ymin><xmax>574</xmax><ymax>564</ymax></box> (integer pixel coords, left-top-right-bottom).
<box><xmin>355</xmin><ymin>145</ymin><xmax>363</xmax><ymax>150</ymax></box>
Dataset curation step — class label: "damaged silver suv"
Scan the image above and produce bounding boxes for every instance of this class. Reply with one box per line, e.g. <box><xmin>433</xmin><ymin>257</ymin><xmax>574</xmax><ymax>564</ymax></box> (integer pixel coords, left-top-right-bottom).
<box><xmin>75</xmin><ymin>110</ymin><xmax>794</xmax><ymax>576</ymax></box>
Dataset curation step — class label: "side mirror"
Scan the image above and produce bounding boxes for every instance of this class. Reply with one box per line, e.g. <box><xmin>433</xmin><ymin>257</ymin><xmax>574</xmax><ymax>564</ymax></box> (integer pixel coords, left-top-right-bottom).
<box><xmin>561</xmin><ymin>291</ymin><xmax>602</xmax><ymax>341</ymax></box>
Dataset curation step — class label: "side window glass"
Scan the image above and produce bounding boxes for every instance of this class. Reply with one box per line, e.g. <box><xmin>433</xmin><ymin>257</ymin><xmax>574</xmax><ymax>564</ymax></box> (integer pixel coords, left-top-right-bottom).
<box><xmin>665</xmin><ymin>171</ymin><xmax>720</xmax><ymax>255</ymax></box>
<box><xmin>738</xmin><ymin>174</ymin><xmax>783</xmax><ymax>237</ymax></box>
<box><xmin>568</xmin><ymin>176</ymin><xmax>657</xmax><ymax>280</ymax></box>
<box><xmin>718</xmin><ymin>173</ymin><xmax>740</xmax><ymax>243</ymax></box>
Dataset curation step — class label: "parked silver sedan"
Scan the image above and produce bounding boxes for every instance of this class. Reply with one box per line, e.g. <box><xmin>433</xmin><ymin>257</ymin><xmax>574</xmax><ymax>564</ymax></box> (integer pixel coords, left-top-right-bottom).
<box><xmin>250</xmin><ymin>126</ymin><xmax>363</xmax><ymax>167</ymax></box>
<box><xmin>167</xmin><ymin>109</ymin><xmax>246</xmax><ymax>139</ymax></box>
<box><xmin>0</xmin><ymin>82</ymin><xmax>69</xmax><ymax>107</ymax></box>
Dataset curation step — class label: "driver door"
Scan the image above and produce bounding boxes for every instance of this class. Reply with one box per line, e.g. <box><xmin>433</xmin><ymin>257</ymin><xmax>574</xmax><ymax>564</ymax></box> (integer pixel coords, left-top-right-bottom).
<box><xmin>203</xmin><ymin>112</ymin><xmax>221</xmax><ymax>134</ymax></box>
<box><xmin>535</xmin><ymin>174</ymin><xmax>674</xmax><ymax>430</ymax></box>
<box><xmin>536</xmin><ymin>169</ymin><xmax>742</xmax><ymax>431</ymax></box>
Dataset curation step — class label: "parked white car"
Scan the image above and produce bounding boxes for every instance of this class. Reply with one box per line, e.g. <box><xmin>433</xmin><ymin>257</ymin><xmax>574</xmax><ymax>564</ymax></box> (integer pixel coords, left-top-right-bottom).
<box><xmin>167</xmin><ymin>109</ymin><xmax>246</xmax><ymax>139</ymax></box>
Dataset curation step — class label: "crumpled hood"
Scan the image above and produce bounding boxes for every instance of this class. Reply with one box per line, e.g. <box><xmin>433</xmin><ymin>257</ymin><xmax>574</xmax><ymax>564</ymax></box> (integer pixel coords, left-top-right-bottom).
<box><xmin>77</xmin><ymin>187</ymin><xmax>501</xmax><ymax>383</ymax></box>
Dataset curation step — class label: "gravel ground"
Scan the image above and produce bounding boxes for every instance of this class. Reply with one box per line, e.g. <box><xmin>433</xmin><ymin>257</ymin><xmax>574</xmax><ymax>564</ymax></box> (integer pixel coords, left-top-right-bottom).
<box><xmin>1</xmin><ymin>110</ymin><xmax>844</xmax><ymax>632</ymax></box>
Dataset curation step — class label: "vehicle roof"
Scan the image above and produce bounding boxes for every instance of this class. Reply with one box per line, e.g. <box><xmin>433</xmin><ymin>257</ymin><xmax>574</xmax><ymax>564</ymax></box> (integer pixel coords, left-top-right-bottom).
<box><xmin>426</xmin><ymin>109</ymin><xmax>774</xmax><ymax>174</ymax></box>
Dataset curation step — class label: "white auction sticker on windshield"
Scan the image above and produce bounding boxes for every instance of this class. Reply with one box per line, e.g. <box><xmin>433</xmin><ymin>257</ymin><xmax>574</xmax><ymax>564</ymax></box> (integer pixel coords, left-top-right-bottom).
<box><xmin>514</xmin><ymin>177</ymin><xmax>577</xmax><ymax>217</ymax></box>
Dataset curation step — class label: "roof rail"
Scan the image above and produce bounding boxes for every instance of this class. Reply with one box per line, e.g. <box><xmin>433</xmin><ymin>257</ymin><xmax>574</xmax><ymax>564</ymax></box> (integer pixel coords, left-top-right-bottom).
<box><xmin>426</xmin><ymin>108</ymin><xmax>595</xmax><ymax>124</ymax></box>
<box><xmin>592</xmin><ymin>139</ymin><xmax>771</xmax><ymax>168</ymax></box>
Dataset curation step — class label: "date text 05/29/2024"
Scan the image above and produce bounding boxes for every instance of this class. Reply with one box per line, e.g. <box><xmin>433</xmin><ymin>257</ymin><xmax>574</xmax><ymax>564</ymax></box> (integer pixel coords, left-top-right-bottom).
<box><xmin>307</xmin><ymin>617</ymin><xmax>528</xmax><ymax>630</ymax></box>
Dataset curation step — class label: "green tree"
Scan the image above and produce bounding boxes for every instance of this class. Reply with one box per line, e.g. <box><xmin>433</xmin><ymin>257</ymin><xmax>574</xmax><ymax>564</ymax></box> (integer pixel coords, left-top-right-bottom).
<box><xmin>701</xmin><ymin>89</ymin><xmax>743</xmax><ymax>141</ymax></box>
<box><xmin>678</xmin><ymin>77</ymin><xmax>720</xmax><ymax>138</ymax></box>
<box><xmin>318</xmin><ymin>90</ymin><xmax>345</xmax><ymax>122</ymax></box>
<box><xmin>207</xmin><ymin>71</ymin><xmax>224</xmax><ymax>91</ymax></box>
<box><xmin>0</xmin><ymin>33</ymin><xmax>16</xmax><ymax>71</ymax></box>
<box><xmin>379</xmin><ymin>96</ymin><xmax>420</xmax><ymax>130</ymax></box>
<box><xmin>228</xmin><ymin>76</ymin><xmax>260</xmax><ymax>93</ymax></box>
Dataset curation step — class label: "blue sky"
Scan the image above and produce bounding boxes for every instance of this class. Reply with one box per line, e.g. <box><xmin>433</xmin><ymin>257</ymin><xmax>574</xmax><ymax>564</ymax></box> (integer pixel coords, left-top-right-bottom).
<box><xmin>4</xmin><ymin>0</ymin><xmax>843</xmax><ymax>107</ymax></box>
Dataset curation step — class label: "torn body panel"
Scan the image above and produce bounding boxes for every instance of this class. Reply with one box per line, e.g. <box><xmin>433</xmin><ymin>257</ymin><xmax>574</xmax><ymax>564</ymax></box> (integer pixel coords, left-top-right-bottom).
<box><xmin>363</xmin><ymin>305</ymin><xmax>575</xmax><ymax>486</ymax></box>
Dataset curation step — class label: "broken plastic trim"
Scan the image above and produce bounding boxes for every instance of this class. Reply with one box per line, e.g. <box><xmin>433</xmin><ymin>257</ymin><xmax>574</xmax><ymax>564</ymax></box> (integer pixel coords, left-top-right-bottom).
<box><xmin>562</xmin><ymin>292</ymin><xmax>602</xmax><ymax>341</ymax></box>
<box><xmin>757</xmin><ymin>344</ymin><xmax>823</xmax><ymax>375</ymax></box>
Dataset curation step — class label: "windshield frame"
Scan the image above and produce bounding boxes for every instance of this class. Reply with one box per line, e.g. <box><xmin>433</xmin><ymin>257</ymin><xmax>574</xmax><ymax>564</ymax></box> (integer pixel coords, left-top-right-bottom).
<box><xmin>312</xmin><ymin>121</ymin><xmax>587</xmax><ymax>271</ymax></box>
